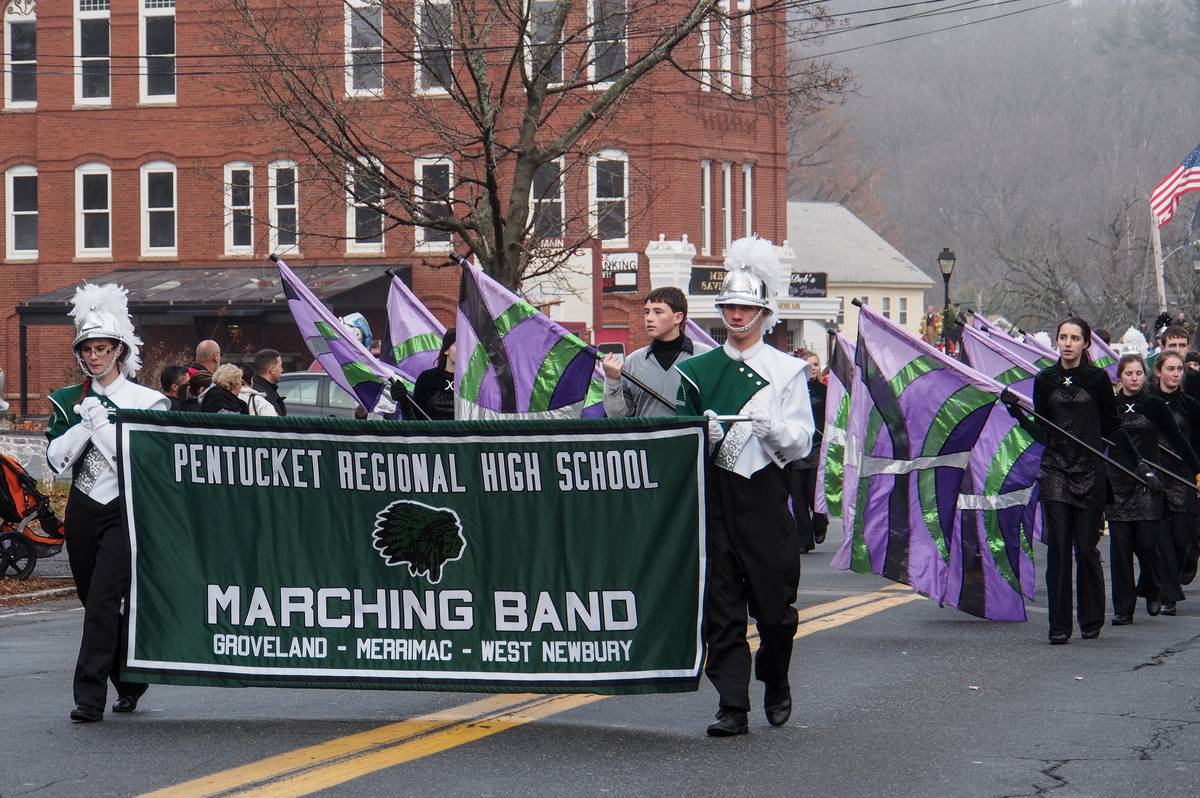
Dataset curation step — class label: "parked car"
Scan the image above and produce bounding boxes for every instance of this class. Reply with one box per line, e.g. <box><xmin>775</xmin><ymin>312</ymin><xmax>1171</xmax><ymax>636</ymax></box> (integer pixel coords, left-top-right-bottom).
<box><xmin>275</xmin><ymin>372</ymin><xmax>360</xmax><ymax>419</ymax></box>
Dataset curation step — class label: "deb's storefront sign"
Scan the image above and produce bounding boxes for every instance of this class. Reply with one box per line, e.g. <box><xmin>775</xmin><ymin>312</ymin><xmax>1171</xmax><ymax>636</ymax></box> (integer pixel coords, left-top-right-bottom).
<box><xmin>689</xmin><ymin>267</ymin><xmax>827</xmax><ymax>298</ymax></box>
<box><xmin>118</xmin><ymin>411</ymin><xmax>706</xmax><ymax>695</ymax></box>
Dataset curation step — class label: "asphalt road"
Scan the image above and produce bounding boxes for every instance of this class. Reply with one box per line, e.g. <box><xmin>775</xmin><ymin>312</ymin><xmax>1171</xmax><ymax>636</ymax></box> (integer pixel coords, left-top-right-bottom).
<box><xmin>5</xmin><ymin>524</ymin><xmax>1200</xmax><ymax>798</ymax></box>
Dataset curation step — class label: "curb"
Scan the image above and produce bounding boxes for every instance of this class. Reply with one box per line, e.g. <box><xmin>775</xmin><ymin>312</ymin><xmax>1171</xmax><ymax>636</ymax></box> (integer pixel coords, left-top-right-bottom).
<box><xmin>1</xmin><ymin>586</ymin><xmax>75</xmax><ymax>602</ymax></box>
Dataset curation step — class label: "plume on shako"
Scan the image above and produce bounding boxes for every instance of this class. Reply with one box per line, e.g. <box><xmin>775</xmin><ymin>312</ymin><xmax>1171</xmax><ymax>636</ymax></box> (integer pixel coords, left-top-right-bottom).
<box><xmin>1119</xmin><ymin>326</ymin><xmax>1147</xmax><ymax>357</ymax></box>
<box><xmin>69</xmin><ymin>282</ymin><xmax>143</xmax><ymax>377</ymax></box>
<box><xmin>722</xmin><ymin>235</ymin><xmax>787</xmax><ymax>332</ymax></box>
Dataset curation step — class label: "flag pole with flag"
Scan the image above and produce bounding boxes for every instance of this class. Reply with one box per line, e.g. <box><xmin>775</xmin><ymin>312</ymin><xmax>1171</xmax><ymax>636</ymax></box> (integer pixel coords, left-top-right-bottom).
<box><xmin>1150</xmin><ymin>142</ymin><xmax>1200</xmax><ymax>228</ymax></box>
<box><xmin>382</xmin><ymin>269</ymin><xmax>446</xmax><ymax>387</ymax></box>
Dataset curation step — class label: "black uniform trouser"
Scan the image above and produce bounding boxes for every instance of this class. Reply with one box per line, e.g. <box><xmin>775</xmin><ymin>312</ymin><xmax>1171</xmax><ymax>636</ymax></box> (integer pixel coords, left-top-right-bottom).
<box><xmin>788</xmin><ymin>466</ymin><xmax>827</xmax><ymax>550</ymax></box>
<box><xmin>1149</xmin><ymin>512</ymin><xmax>1189</xmax><ymax>604</ymax></box>
<box><xmin>705</xmin><ymin>465</ymin><xmax>800</xmax><ymax>713</ymax></box>
<box><xmin>1042</xmin><ymin>502</ymin><xmax>1105</xmax><ymax>639</ymax></box>
<box><xmin>1109</xmin><ymin>519</ymin><xmax>1160</xmax><ymax>616</ymax></box>
<box><xmin>65</xmin><ymin>487</ymin><xmax>147</xmax><ymax>711</ymax></box>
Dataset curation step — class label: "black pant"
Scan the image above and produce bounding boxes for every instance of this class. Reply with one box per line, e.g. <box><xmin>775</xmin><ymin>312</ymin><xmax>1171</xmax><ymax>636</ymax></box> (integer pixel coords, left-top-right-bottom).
<box><xmin>65</xmin><ymin>487</ymin><xmax>147</xmax><ymax>711</ymax></box>
<box><xmin>788</xmin><ymin>466</ymin><xmax>828</xmax><ymax>550</ymax></box>
<box><xmin>705</xmin><ymin>465</ymin><xmax>801</xmax><ymax>713</ymax></box>
<box><xmin>1152</xmin><ymin>512</ymin><xmax>1190</xmax><ymax>604</ymax></box>
<box><xmin>1109</xmin><ymin>519</ymin><xmax>1160</xmax><ymax>615</ymax></box>
<box><xmin>1041</xmin><ymin>502</ymin><xmax>1105</xmax><ymax>639</ymax></box>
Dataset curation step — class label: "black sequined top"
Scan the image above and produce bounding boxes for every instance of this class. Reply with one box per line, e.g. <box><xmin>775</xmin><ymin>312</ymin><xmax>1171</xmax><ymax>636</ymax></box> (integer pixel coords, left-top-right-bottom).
<box><xmin>1031</xmin><ymin>362</ymin><xmax>1120</xmax><ymax>510</ymax></box>
<box><xmin>1152</xmin><ymin>386</ymin><xmax>1200</xmax><ymax>514</ymax></box>
<box><xmin>1106</xmin><ymin>389</ymin><xmax>1175</xmax><ymax>521</ymax></box>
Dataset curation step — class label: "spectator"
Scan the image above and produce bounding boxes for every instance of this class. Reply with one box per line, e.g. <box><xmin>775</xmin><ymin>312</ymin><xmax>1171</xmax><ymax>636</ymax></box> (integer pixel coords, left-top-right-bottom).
<box><xmin>237</xmin><ymin>364</ymin><xmax>277</xmax><ymax>417</ymax></box>
<box><xmin>191</xmin><ymin>339</ymin><xmax>221</xmax><ymax>374</ymax></box>
<box><xmin>158</xmin><ymin>365</ymin><xmax>190</xmax><ymax>411</ymax></box>
<box><xmin>1186</xmin><ymin>352</ymin><xmax>1200</xmax><ymax>372</ymax></box>
<box><xmin>251</xmin><ymin>348</ymin><xmax>287</xmax><ymax>416</ymax></box>
<box><xmin>199</xmin><ymin>364</ymin><xmax>247</xmax><ymax>414</ymax></box>
<box><xmin>411</xmin><ymin>329</ymin><xmax>456</xmax><ymax>420</ymax></box>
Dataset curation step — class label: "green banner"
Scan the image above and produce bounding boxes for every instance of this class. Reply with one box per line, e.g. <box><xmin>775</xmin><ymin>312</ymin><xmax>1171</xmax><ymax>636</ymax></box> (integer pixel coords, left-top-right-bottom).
<box><xmin>117</xmin><ymin>411</ymin><xmax>706</xmax><ymax>695</ymax></box>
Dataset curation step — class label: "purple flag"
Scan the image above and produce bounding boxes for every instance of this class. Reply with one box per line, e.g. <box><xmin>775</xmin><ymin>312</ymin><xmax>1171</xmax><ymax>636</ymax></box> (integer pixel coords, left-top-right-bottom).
<box><xmin>832</xmin><ymin>304</ymin><xmax>1042</xmax><ymax>621</ymax></box>
<box><xmin>961</xmin><ymin>326</ymin><xmax>1038</xmax><ymax>399</ymax></box>
<box><xmin>685</xmin><ymin>319</ymin><xmax>719</xmax><ymax>349</ymax></box>
<box><xmin>276</xmin><ymin>258</ymin><xmax>404</xmax><ymax>417</ymax></box>
<box><xmin>977</xmin><ymin>327</ymin><xmax>1057</xmax><ymax>372</ymax></box>
<box><xmin>382</xmin><ymin>273</ymin><xmax>445</xmax><ymax>386</ymax></box>
<box><xmin>455</xmin><ymin>261</ymin><xmax>603</xmax><ymax>419</ymax></box>
<box><xmin>815</xmin><ymin>333</ymin><xmax>854</xmax><ymax>517</ymax></box>
<box><xmin>1089</xmin><ymin>334</ymin><xmax>1119</xmax><ymax>382</ymax></box>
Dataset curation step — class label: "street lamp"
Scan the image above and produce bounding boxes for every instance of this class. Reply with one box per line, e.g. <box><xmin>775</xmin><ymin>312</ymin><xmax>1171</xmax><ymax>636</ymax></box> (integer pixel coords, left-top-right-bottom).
<box><xmin>937</xmin><ymin>247</ymin><xmax>956</xmax><ymax>352</ymax></box>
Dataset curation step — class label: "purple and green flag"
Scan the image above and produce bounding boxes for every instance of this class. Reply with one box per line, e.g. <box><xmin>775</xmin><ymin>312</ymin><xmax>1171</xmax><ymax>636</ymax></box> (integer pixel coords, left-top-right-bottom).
<box><xmin>961</xmin><ymin>325</ymin><xmax>1038</xmax><ymax>398</ymax></box>
<box><xmin>832</xmin><ymin>304</ymin><xmax>1042</xmax><ymax>621</ymax></box>
<box><xmin>686</xmin><ymin>319</ymin><xmax>719</xmax><ymax>349</ymax></box>
<box><xmin>455</xmin><ymin>261</ymin><xmax>605</xmax><ymax>419</ymax></box>
<box><xmin>275</xmin><ymin>257</ymin><xmax>405</xmax><ymax>417</ymax></box>
<box><xmin>382</xmin><ymin>272</ymin><xmax>446</xmax><ymax>388</ymax></box>
<box><xmin>977</xmin><ymin>327</ymin><xmax>1057</xmax><ymax>371</ymax></box>
<box><xmin>1089</xmin><ymin>334</ymin><xmax>1119</xmax><ymax>381</ymax></box>
<box><xmin>815</xmin><ymin>333</ymin><xmax>854</xmax><ymax>517</ymax></box>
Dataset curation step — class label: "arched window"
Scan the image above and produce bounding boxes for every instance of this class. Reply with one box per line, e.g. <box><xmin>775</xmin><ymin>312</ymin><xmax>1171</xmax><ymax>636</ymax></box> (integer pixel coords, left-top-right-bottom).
<box><xmin>4</xmin><ymin>1</ymin><xmax>36</xmax><ymax>109</ymax></box>
<box><xmin>76</xmin><ymin>162</ymin><xmax>112</xmax><ymax>256</ymax></box>
<box><xmin>141</xmin><ymin>160</ymin><xmax>177</xmax><ymax>255</ymax></box>
<box><xmin>589</xmin><ymin>149</ymin><xmax>628</xmax><ymax>247</ymax></box>
<box><xmin>5</xmin><ymin>164</ymin><xmax>37</xmax><ymax>259</ymax></box>
<box><xmin>224</xmin><ymin>161</ymin><xmax>253</xmax><ymax>255</ymax></box>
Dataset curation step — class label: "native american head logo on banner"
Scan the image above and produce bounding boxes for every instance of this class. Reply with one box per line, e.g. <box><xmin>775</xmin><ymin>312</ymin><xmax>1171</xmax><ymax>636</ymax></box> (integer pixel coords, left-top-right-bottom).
<box><xmin>371</xmin><ymin>500</ymin><xmax>467</xmax><ymax>584</ymax></box>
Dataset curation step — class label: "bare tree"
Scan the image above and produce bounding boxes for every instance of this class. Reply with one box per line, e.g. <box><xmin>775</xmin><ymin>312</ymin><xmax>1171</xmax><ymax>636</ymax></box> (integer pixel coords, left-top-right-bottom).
<box><xmin>217</xmin><ymin>0</ymin><xmax>849</xmax><ymax>288</ymax></box>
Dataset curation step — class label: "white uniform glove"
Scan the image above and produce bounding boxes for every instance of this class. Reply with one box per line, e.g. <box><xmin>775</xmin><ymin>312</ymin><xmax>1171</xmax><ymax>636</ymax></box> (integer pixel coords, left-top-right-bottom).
<box><xmin>703</xmin><ymin>409</ymin><xmax>725</xmax><ymax>444</ymax></box>
<box><xmin>748</xmin><ymin>411</ymin><xmax>775</xmax><ymax>441</ymax></box>
<box><xmin>75</xmin><ymin>397</ymin><xmax>111</xmax><ymax>431</ymax></box>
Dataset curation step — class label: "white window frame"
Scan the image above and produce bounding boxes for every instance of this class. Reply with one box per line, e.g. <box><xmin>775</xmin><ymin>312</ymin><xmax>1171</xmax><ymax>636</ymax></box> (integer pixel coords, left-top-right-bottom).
<box><xmin>74</xmin><ymin>0</ymin><xmax>111</xmax><ymax>106</ymax></box>
<box><xmin>899</xmin><ymin>296</ymin><xmax>908</xmax><ymax>325</ymax></box>
<box><xmin>715</xmin><ymin>0</ymin><xmax>732</xmax><ymax>93</ymax></box>
<box><xmin>589</xmin><ymin>148</ymin><xmax>628</xmax><ymax>248</ymax></box>
<box><xmin>139</xmin><ymin>0</ymin><xmax>175</xmax><ymax>104</ymax></box>
<box><xmin>741</xmin><ymin>163</ymin><xmax>752</xmax><ymax>237</ymax></box>
<box><xmin>739</xmin><ymin>0</ymin><xmax>753</xmax><ymax>95</ymax></box>
<box><xmin>699</xmin><ymin>17</ymin><xmax>711</xmax><ymax>92</ymax></box>
<box><xmin>836</xmin><ymin>295</ymin><xmax>844</xmax><ymax>324</ymax></box>
<box><xmin>4</xmin><ymin>6</ymin><xmax>36</xmax><ymax>110</ymax></box>
<box><xmin>224</xmin><ymin>161</ymin><xmax>254</xmax><ymax>256</ymax></box>
<box><xmin>140</xmin><ymin>160</ymin><xmax>177</xmax><ymax>256</ymax></box>
<box><xmin>529</xmin><ymin>156</ymin><xmax>565</xmax><ymax>243</ymax></box>
<box><xmin>587</xmin><ymin>0</ymin><xmax>626</xmax><ymax>88</ymax></box>
<box><xmin>345</xmin><ymin>0</ymin><xmax>384</xmax><ymax>98</ymax></box>
<box><xmin>268</xmin><ymin>160</ymin><xmax>300</xmax><ymax>255</ymax></box>
<box><xmin>721</xmin><ymin>161</ymin><xmax>732</xmax><ymax>253</ymax></box>
<box><xmin>414</xmin><ymin>0</ymin><xmax>452</xmax><ymax>96</ymax></box>
<box><xmin>882</xmin><ymin>296</ymin><xmax>891</xmax><ymax>320</ymax></box>
<box><xmin>75</xmin><ymin>162</ymin><xmax>111</xmax><ymax>257</ymax></box>
<box><xmin>415</xmin><ymin>156</ymin><xmax>454</xmax><ymax>252</ymax></box>
<box><xmin>525</xmin><ymin>0</ymin><xmax>565</xmax><ymax>87</ymax></box>
<box><xmin>346</xmin><ymin>158</ymin><xmax>385</xmax><ymax>254</ymax></box>
<box><xmin>699</xmin><ymin>160</ymin><xmax>712</xmax><ymax>256</ymax></box>
<box><xmin>5</xmin><ymin>164</ymin><xmax>37</xmax><ymax>260</ymax></box>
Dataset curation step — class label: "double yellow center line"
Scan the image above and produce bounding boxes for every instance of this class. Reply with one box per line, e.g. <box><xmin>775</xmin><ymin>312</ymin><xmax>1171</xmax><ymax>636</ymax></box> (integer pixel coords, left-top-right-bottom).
<box><xmin>142</xmin><ymin>584</ymin><xmax>921</xmax><ymax>798</ymax></box>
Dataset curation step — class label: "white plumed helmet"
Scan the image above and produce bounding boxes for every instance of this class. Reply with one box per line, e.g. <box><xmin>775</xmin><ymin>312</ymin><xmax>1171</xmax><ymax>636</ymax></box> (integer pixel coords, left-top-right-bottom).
<box><xmin>1119</xmin><ymin>326</ymin><xmax>1148</xmax><ymax>357</ymax></box>
<box><xmin>716</xmin><ymin>236</ymin><xmax>787</xmax><ymax>333</ymax></box>
<box><xmin>70</xmin><ymin>282</ymin><xmax>143</xmax><ymax>377</ymax></box>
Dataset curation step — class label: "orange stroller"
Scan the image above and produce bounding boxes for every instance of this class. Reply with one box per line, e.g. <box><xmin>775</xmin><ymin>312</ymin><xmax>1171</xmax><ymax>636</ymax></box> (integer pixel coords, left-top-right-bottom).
<box><xmin>0</xmin><ymin>453</ymin><xmax>64</xmax><ymax>580</ymax></box>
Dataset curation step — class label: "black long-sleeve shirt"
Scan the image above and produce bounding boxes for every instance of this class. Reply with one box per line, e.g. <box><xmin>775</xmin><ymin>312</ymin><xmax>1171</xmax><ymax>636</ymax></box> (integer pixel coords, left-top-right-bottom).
<box><xmin>1106</xmin><ymin>388</ymin><xmax>1188</xmax><ymax>521</ymax></box>
<box><xmin>1152</xmin><ymin>385</ymin><xmax>1200</xmax><ymax>513</ymax></box>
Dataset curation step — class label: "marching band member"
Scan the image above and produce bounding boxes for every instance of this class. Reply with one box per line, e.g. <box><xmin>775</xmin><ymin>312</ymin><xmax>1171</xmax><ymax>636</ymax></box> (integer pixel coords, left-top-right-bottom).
<box><xmin>1149</xmin><ymin>351</ymin><xmax>1200</xmax><ymax>610</ymax></box>
<box><xmin>676</xmin><ymin>236</ymin><xmax>814</xmax><ymax>737</ymax></box>
<box><xmin>46</xmin><ymin>284</ymin><xmax>168</xmax><ymax>722</ymax></box>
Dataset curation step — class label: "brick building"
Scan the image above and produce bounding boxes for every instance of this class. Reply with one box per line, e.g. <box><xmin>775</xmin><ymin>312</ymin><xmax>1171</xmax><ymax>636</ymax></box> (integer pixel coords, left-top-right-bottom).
<box><xmin>1</xmin><ymin>0</ymin><xmax>795</xmax><ymax>415</ymax></box>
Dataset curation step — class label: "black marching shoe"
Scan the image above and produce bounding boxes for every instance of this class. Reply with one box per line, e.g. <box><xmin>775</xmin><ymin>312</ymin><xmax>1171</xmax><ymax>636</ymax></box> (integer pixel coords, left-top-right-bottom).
<box><xmin>1111</xmin><ymin>613</ymin><xmax>1133</xmax><ymax>626</ymax></box>
<box><xmin>764</xmin><ymin>682</ymin><xmax>792</xmax><ymax>727</ymax></box>
<box><xmin>706</xmin><ymin>709</ymin><xmax>749</xmax><ymax>737</ymax></box>
<box><xmin>112</xmin><ymin>695</ymin><xmax>139</xmax><ymax>714</ymax></box>
<box><xmin>70</xmin><ymin>704</ymin><xmax>103</xmax><ymax>723</ymax></box>
<box><xmin>1049</xmin><ymin>633</ymin><xmax>1069</xmax><ymax>645</ymax></box>
<box><xmin>1162</xmin><ymin>602</ymin><xmax>1177</xmax><ymax>616</ymax></box>
<box><xmin>1081</xmin><ymin>628</ymin><xmax>1100</xmax><ymax>639</ymax></box>
<box><xmin>1146</xmin><ymin>598</ymin><xmax>1162</xmax><ymax>617</ymax></box>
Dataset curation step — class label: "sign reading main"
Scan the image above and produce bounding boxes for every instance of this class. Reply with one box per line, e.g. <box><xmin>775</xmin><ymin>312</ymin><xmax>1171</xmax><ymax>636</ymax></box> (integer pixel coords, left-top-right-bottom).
<box><xmin>118</xmin><ymin>412</ymin><xmax>706</xmax><ymax>694</ymax></box>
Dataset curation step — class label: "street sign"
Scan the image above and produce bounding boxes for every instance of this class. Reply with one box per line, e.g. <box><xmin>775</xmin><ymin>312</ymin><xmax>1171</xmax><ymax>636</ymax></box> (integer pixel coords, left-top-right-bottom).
<box><xmin>788</xmin><ymin>272</ymin><xmax>827</xmax><ymax>298</ymax></box>
<box><xmin>601</xmin><ymin>252</ymin><xmax>639</xmax><ymax>293</ymax></box>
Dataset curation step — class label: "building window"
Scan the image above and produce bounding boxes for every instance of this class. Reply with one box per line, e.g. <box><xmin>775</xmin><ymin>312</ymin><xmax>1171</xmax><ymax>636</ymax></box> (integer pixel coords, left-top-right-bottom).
<box><xmin>5</xmin><ymin>8</ymin><xmax>36</xmax><ymax>109</ymax></box>
<box><xmin>5</xmin><ymin>165</ymin><xmax>37</xmax><ymax>259</ymax></box>
<box><xmin>529</xmin><ymin>0</ymin><xmax>564</xmax><ymax>85</ymax></box>
<box><xmin>739</xmin><ymin>0</ymin><xmax>752</xmax><ymax>94</ymax></box>
<box><xmin>590</xmin><ymin>149</ymin><xmax>627</xmax><ymax>246</ymax></box>
<box><xmin>899</xmin><ymin>296</ymin><xmax>908</xmax><ymax>325</ymax></box>
<box><xmin>699</xmin><ymin>17</ymin><xmax>711</xmax><ymax>92</ymax></box>
<box><xmin>590</xmin><ymin>0</ymin><xmax>626</xmax><ymax>85</ymax></box>
<box><xmin>224</xmin><ymin>162</ymin><xmax>253</xmax><ymax>254</ymax></box>
<box><xmin>882</xmin><ymin>296</ymin><xmax>891</xmax><ymax>320</ymax></box>
<box><xmin>75</xmin><ymin>163</ymin><xmax>111</xmax><ymax>256</ymax></box>
<box><xmin>346</xmin><ymin>0</ymin><xmax>383</xmax><ymax>96</ymax></box>
<box><xmin>347</xmin><ymin>159</ymin><xmax>384</xmax><ymax>253</ymax></box>
<box><xmin>721</xmin><ymin>162</ymin><xmax>732</xmax><ymax>253</ymax></box>
<box><xmin>531</xmin><ymin>158</ymin><xmax>564</xmax><ymax>241</ymax></box>
<box><xmin>269</xmin><ymin>161</ymin><xmax>299</xmax><ymax>253</ymax></box>
<box><xmin>141</xmin><ymin>161</ymin><xmax>176</xmax><ymax>255</ymax></box>
<box><xmin>741</xmin><ymin>163</ymin><xmax>752</xmax><ymax>236</ymax></box>
<box><xmin>836</xmin><ymin>295</ymin><xmax>844</xmax><ymax>324</ymax></box>
<box><xmin>75</xmin><ymin>0</ymin><xmax>110</xmax><ymax>104</ymax></box>
<box><xmin>416</xmin><ymin>0</ymin><xmax>452</xmax><ymax>93</ymax></box>
<box><xmin>700</xmin><ymin>160</ymin><xmax>712</xmax><ymax>256</ymax></box>
<box><xmin>715</xmin><ymin>1</ymin><xmax>732</xmax><ymax>92</ymax></box>
<box><xmin>415</xmin><ymin>157</ymin><xmax>452</xmax><ymax>250</ymax></box>
<box><xmin>710</xmin><ymin>325</ymin><xmax>727</xmax><ymax>344</ymax></box>
<box><xmin>140</xmin><ymin>0</ymin><xmax>175</xmax><ymax>102</ymax></box>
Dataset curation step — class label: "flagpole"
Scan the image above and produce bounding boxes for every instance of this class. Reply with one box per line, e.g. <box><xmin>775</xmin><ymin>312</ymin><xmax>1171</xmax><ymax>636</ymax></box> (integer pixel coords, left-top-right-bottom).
<box><xmin>1152</xmin><ymin>211</ymin><xmax>1168</xmax><ymax>314</ymax></box>
<box><xmin>1005</xmin><ymin>397</ymin><xmax>1148</xmax><ymax>487</ymax></box>
<box><xmin>595</xmin><ymin>353</ymin><xmax>677</xmax><ymax>412</ymax></box>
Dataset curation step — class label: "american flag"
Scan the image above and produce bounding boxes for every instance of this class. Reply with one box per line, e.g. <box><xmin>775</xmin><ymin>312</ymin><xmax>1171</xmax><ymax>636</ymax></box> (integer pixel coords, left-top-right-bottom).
<box><xmin>1150</xmin><ymin>142</ymin><xmax>1200</xmax><ymax>227</ymax></box>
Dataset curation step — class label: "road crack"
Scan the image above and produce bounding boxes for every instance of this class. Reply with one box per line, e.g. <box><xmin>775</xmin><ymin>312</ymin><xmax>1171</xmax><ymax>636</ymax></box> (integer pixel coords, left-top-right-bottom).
<box><xmin>1131</xmin><ymin>632</ymin><xmax>1200</xmax><ymax>670</ymax></box>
